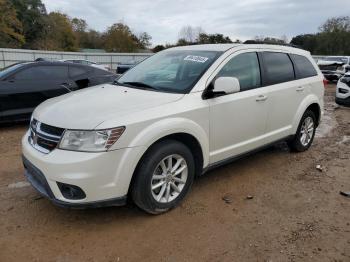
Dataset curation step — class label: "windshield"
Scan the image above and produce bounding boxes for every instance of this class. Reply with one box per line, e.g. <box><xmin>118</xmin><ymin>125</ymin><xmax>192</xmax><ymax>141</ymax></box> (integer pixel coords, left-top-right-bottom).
<box><xmin>0</xmin><ymin>63</ymin><xmax>26</xmax><ymax>78</ymax></box>
<box><xmin>117</xmin><ymin>50</ymin><xmax>221</xmax><ymax>93</ymax></box>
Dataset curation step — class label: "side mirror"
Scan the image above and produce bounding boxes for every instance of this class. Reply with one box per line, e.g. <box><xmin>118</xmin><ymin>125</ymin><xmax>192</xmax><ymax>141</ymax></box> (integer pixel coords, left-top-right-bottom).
<box><xmin>213</xmin><ymin>77</ymin><xmax>240</xmax><ymax>95</ymax></box>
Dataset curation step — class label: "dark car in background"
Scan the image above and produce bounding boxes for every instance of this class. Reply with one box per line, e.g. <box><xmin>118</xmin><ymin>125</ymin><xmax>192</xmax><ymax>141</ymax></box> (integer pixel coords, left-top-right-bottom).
<box><xmin>0</xmin><ymin>61</ymin><xmax>116</xmax><ymax>123</ymax></box>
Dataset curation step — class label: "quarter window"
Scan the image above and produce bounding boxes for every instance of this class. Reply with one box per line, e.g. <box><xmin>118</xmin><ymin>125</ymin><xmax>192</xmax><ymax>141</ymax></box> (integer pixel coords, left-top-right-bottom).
<box><xmin>261</xmin><ymin>52</ymin><xmax>295</xmax><ymax>85</ymax></box>
<box><xmin>69</xmin><ymin>66</ymin><xmax>90</xmax><ymax>77</ymax></box>
<box><xmin>217</xmin><ymin>52</ymin><xmax>261</xmax><ymax>91</ymax></box>
<box><xmin>290</xmin><ymin>54</ymin><xmax>317</xmax><ymax>79</ymax></box>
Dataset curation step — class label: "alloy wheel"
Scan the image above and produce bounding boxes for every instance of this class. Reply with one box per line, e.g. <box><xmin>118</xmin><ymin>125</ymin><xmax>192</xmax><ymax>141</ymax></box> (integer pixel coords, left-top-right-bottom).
<box><xmin>151</xmin><ymin>154</ymin><xmax>188</xmax><ymax>203</ymax></box>
<box><xmin>300</xmin><ymin>116</ymin><xmax>314</xmax><ymax>146</ymax></box>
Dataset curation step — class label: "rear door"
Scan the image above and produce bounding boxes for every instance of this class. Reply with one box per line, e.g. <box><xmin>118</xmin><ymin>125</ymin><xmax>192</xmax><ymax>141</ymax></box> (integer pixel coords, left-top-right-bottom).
<box><xmin>259</xmin><ymin>51</ymin><xmax>307</xmax><ymax>143</ymax></box>
<box><xmin>3</xmin><ymin>65</ymin><xmax>72</xmax><ymax>118</ymax></box>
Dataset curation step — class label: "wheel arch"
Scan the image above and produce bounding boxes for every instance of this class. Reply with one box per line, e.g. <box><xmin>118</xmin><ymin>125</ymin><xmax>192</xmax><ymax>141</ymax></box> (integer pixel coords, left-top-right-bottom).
<box><xmin>123</xmin><ymin>117</ymin><xmax>209</xmax><ymax>194</ymax></box>
<box><xmin>292</xmin><ymin>95</ymin><xmax>322</xmax><ymax>134</ymax></box>
<box><xmin>127</xmin><ymin>132</ymin><xmax>206</xmax><ymax>197</ymax></box>
<box><xmin>306</xmin><ymin>103</ymin><xmax>321</xmax><ymax>126</ymax></box>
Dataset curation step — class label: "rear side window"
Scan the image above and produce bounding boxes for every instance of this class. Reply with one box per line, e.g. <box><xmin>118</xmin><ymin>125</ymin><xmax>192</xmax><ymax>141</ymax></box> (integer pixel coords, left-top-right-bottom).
<box><xmin>261</xmin><ymin>52</ymin><xmax>294</xmax><ymax>85</ymax></box>
<box><xmin>69</xmin><ymin>66</ymin><xmax>90</xmax><ymax>78</ymax></box>
<box><xmin>93</xmin><ymin>68</ymin><xmax>111</xmax><ymax>76</ymax></box>
<box><xmin>217</xmin><ymin>52</ymin><xmax>261</xmax><ymax>91</ymax></box>
<box><xmin>15</xmin><ymin>65</ymin><xmax>68</xmax><ymax>80</ymax></box>
<box><xmin>290</xmin><ymin>54</ymin><xmax>317</xmax><ymax>79</ymax></box>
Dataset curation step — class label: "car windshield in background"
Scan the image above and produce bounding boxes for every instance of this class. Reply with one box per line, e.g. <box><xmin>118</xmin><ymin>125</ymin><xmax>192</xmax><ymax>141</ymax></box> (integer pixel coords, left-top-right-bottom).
<box><xmin>0</xmin><ymin>63</ymin><xmax>26</xmax><ymax>78</ymax></box>
<box><xmin>116</xmin><ymin>50</ymin><xmax>221</xmax><ymax>93</ymax></box>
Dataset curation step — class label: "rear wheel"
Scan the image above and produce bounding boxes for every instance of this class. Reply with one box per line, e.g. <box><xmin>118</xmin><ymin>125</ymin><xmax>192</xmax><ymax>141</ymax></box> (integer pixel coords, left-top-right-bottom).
<box><xmin>131</xmin><ymin>140</ymin><xmax>195</xmax><ymax>214</ymax></box>
<box><xmin>288</xmin><ymin>110</ymin><xmax>316</xmax><ymax>152</ymax></box>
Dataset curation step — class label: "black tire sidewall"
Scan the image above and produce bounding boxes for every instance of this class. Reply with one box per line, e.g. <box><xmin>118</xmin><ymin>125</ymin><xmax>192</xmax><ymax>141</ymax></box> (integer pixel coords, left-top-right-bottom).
<box><xmin>131</xmin><ymin>140</ymin><xmax>195</xmax><ymax>214</ymax></box>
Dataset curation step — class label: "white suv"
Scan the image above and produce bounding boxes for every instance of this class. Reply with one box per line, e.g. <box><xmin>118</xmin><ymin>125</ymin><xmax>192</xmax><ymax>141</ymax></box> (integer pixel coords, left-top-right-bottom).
<box><xmin>336</xmin><ymin>73</ymin><xmax>350</xmax><ymax>106</ymax></box>
<box><xmin>22</xmin><ymin>44</ymin><xmax>324</xmax><ymax>214</ymax></box>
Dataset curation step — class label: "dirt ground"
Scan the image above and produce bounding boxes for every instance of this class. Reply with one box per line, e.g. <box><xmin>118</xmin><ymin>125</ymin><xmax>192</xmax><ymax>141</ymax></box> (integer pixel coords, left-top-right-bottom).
<box><xmin>0</xmin><ymin>84</ymin><xmax>349</xmax><ymax>262</ymax></box>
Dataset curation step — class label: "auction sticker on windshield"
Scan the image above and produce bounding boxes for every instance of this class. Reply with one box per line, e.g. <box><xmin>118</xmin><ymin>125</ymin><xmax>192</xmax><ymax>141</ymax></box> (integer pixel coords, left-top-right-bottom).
<box><xmin>184</xmin><ymin>55</ymin><xmax>209</xmax><ymax>63</ymax></box>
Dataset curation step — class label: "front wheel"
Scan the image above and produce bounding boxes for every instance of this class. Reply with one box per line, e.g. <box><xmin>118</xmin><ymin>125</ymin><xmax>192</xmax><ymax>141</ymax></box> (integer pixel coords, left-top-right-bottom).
<box><xmin>131</xmin><ymin>140</ymin><xmax>195</xmax><ymax>214</ymax></box>
<box><xmin>288</xmin><ymin>110</ymin><xmax>317</xmax><ymax>152</ymax></box>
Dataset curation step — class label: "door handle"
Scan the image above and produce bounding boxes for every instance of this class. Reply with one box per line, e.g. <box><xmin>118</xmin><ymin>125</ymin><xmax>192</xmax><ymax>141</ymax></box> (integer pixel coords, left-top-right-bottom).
<box><xmin>296</xmin><ymin>86</ymin><xmax>305</xmax><ymax>92</ymax></box>
<box><xmin>256</xmin><ymin>95</ymin><xmax>268</xmax><ymax>102</ymax></box>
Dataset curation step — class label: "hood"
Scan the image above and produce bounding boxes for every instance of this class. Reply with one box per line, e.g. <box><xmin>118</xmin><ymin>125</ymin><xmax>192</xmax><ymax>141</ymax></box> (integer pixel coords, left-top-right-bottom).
<box><xmin>33</xmin><ymin>84</ymin><xmax>184</xmax><ymax>129</ymax></box>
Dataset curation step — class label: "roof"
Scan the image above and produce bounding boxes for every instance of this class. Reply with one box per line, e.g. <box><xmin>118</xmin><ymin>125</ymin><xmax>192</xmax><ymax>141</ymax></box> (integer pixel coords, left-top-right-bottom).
<box><xmin>19</xmin><ymin>61</ymin><xmax>95</xmax><ymax>68</ymax></box>
<box><xmin>169</xmin><ymin>44</ymin><xmax>310</xmax><ymax>55</ymax></box>
<box><xmin>170</xmin><ymin>44</ymin><xmax>242</xmax><ymax>52</ymax></box>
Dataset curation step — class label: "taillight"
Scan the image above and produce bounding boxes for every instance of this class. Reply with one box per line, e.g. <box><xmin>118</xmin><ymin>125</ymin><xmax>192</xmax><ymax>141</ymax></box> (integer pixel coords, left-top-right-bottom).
<box><xmin>323</xmin><ymin>79</ymin><xmax>329</xmax><ymax>87</ymax></box>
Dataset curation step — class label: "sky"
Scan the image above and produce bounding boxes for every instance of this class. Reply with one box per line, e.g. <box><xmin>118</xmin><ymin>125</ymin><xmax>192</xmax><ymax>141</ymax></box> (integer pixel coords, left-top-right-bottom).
<box><xmin>42</xmin><ymin>0</ymin><xmax>350</xmax><ymax>46</ymax></box>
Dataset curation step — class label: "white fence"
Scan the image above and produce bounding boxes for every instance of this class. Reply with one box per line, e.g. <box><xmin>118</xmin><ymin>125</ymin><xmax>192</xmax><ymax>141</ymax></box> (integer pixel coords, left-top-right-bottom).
<box><xmin>0</xmin><ymin>48</ymin><xmax>153</xmax><ymax>70</ymax></box>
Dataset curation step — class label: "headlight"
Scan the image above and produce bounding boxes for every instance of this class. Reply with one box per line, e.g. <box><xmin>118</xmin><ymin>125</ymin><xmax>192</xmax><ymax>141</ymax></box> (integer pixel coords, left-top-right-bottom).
<box><xmin>59</xmin><ymin>127</ymin><xmax>125</xmax><ymax>152</ymax></box>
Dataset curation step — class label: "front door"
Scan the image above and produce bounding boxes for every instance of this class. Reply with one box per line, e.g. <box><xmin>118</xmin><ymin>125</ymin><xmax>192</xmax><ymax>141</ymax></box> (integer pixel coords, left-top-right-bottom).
<box><xmin>207</xmin><ymin>52</ymin><xmax>270</xmax><ymax>164</ymax></box>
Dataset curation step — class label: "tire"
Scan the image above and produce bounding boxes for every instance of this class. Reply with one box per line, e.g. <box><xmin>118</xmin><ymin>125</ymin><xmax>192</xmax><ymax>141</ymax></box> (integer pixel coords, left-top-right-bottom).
<box><xmin>131</xmin><ymin>139</ymin><xmax>195</xmax><ymax>214</ymax></box>
<box><xmin>288</xmin><ymin>110</ymin><xmax>317</xmax><ymax>152</ymax></box>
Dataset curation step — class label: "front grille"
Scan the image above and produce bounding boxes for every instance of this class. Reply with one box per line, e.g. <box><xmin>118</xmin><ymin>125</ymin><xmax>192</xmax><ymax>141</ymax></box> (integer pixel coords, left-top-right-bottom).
<box><xmin>29</xmin><ymin>119</ymin><xmax>65</xmax><ymax>153</ymax></box>
<box><xmin>40</xmin><ymin>123</ymin><xmax>65</xmax><ymax>137</ymax></box>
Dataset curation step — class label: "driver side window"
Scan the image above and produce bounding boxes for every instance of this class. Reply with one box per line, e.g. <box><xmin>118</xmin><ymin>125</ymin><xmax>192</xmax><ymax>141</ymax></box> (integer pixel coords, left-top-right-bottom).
<box><xmin>217</xmin><ymin>52</ymin><xmax>261</xmax><ymax>92</ymax></box>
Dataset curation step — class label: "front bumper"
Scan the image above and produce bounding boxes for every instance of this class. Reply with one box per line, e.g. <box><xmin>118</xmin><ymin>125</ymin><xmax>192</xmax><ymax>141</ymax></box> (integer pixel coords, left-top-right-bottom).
<box><xmin>335</xmin><ymin>97</ymin><xmax>350</xmax><ymax>106</ymax></box>
<box><xmin>22</xmin><ymin>131</ymin><xmax>146</xmax><ymax>207</ymax></box>
<box><xmin>23</xmin><ymin>156</ymin><xmax>127</xmax><ymax>208</ymax></box>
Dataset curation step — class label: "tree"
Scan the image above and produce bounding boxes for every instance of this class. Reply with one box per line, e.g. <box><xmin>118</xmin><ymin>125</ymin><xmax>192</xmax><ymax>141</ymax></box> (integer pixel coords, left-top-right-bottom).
<box><xmin>290</xmin><ymin>16</ymin><xmax>350</xmax><ymax>55</ymax></box>
<box><xmin>152</xmin><ymin>45</ymin><xmax>165</xmax><ymax>53</ymax></box>
<box><xmin>71</xmin><ymin>18</ymin><xmax>89</xmax><ymax>48</ymax></box>
<box><xmin>37</xmin><ymin>12</ymin><xmax>78</xmax><ymax>51</ymax></box>
<box><xmin>83</xmin><ymin>29</ymin><xmax>103</xmax><ymax>49</ymax></box>
<box><xmin>0</xmin><ymin>0</ymin><xmax>25</xmax><ymax>48</ymax></box>
<box><xmin>290</xmin><ymin>34</ymin><xmax>318</xmax><ymax>53</ymax></box>
<box><xmin>103</xmin><ymin>23</ymin><xmax>138</xmax><ymax>52</ymax></box>
<box><xmin>71</xmin><ymin>18</ymin><xmax>87</xmax><ymax>32</ymax></box>
<box><xmin>178</xmin><ymin>25</ymin><xmax>204</xmax><ymax>43</ymax></box>
<box><xmin>320</xmin><ymin>16</ymin><xmax>350</xmax><ymax>33</ymax></box>
<box><xmin>11</xmin><ymin>0</ymin><xmax>47</xmax><ymax>49</ymax></box>
<box><xmin>316</xmin><ymin>16</ymin><xmax>350</xmax><ymax>55</ymax></box>
<box><xmin>253</xmin><ymin>36</ymin><xmax>287</xmax><ymax>44</ymax></box>
<box><xmin>197</xmin><ymin>33</ymin><xmax>233</xmax><ymax>44</ymax></box>
<box><xmin>137</xmin><ymin>32</ymin><xmax>152</xmax><ymax>49</ymax></box>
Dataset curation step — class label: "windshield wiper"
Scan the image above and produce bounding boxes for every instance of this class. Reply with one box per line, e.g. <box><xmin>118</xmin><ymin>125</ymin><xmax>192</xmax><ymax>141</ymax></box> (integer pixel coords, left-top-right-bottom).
<box><xmin>118</xmin><ymin>81</ymin><xmax>159</xmax><ymax>91</ymax></box>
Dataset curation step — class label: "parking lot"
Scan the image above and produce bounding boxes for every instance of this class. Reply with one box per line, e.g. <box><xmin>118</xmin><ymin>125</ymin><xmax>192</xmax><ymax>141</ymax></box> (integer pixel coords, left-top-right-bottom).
<box><xmin>0</xmin><ymin>84</ymin><xmax>349</xmax><ymax>261</ymax></box>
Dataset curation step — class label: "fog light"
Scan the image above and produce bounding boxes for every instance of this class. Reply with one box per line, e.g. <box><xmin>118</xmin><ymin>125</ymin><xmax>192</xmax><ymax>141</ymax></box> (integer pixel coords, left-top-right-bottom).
<box><xmin>57</xmin><ymin>182</ymin><xmax>86</xmax><ymax>200</ymax></box>
<box><xmin>339</xmin><ymin>88</ymin><xmax>349</xmax><ymax>94</ymax></box>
